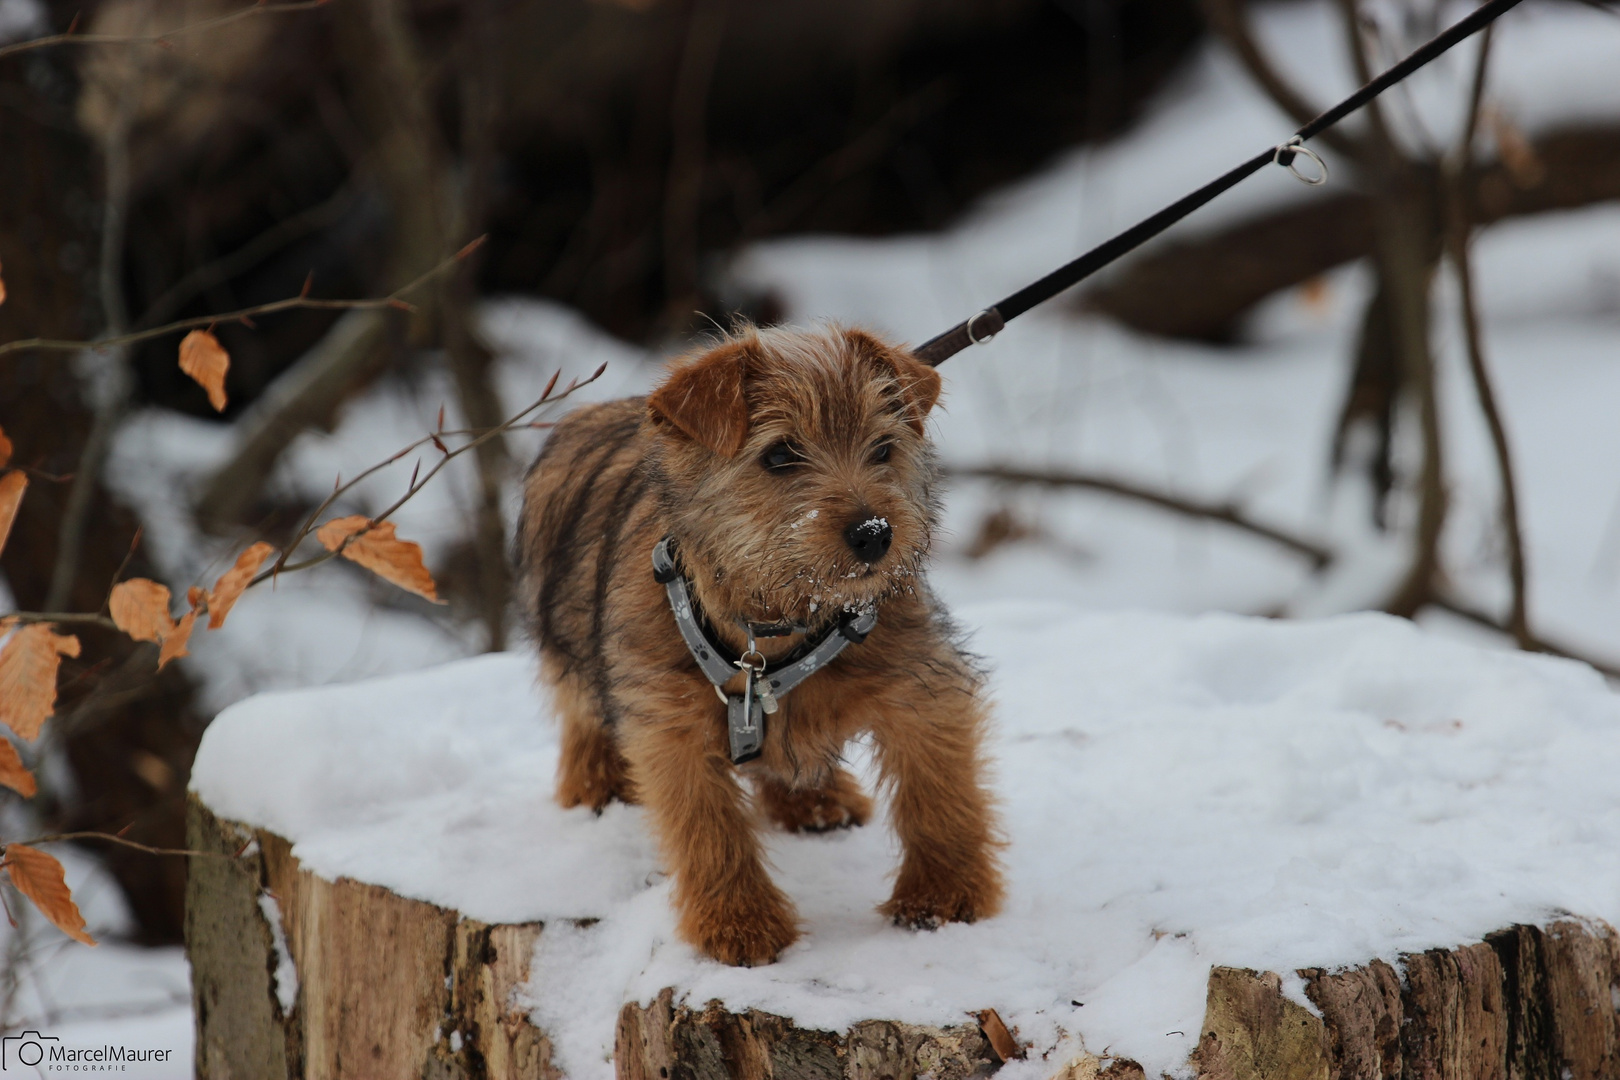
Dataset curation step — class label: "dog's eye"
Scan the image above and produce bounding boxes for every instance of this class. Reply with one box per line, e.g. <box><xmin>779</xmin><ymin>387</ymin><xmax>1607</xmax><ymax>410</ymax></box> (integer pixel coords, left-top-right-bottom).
<box><xmin>870</xmin><ymin>442</ymin><xmax>893</xmax><ymax>465</ymax></box>
<box><xmin>761</xmin><ymin>441</ymin><xmax>804</xmax><ymax>471</ymax></box>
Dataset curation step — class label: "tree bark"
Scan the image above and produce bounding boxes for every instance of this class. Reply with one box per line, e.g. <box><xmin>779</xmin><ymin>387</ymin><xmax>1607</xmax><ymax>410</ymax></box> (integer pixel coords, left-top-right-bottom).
<box><xmin>1199</xmin><ymin>922</ymin><xmax>1620</xmax><ymax>1080</ymax></box>
<box><xmin>187</xmin><ymin>794</ymin><xmax>558</xmax><ymax>1080</ymax></box>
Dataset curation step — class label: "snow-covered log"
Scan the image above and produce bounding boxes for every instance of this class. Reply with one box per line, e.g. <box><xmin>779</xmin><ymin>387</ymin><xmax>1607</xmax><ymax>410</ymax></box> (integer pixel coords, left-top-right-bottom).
<box><xmin>184</xmin><ymin>609</ymin><xmax>1620</xmax><ymax>1079</ymax></box>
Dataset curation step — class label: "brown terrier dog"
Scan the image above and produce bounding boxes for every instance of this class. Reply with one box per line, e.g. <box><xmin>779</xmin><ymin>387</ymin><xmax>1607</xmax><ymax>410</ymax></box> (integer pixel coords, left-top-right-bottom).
<box><xmin>516</xmin><ymin>325</ymin><xmax>1004</xmax><ymax>966</ymax></box>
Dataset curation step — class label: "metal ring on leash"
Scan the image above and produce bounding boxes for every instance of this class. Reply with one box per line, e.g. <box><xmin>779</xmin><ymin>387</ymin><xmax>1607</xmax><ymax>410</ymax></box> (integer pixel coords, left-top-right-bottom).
<box><xmin>1273</xmin><ymin>136</ymin><xmax>1328</xmax><ymax>186</ymax></box>
<box><xmin>966</xmin><ymin>309</ymin><xmax>999</xmax><ymax>345</ymax></box>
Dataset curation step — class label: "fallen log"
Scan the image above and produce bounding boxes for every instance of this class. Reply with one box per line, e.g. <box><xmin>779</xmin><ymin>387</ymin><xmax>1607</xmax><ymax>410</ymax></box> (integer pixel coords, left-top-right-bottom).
<box><xmin>1082</xmin><ymin>126</ymin><xmax>1620</xmax><ymax>340</ymax></box>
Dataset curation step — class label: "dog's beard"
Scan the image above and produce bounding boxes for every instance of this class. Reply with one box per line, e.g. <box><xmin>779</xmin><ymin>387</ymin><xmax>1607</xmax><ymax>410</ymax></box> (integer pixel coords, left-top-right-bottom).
<box><xmin>737</xmin><ymin>539</ymin><xmax>929</xmax><ymax>623</ymax></box>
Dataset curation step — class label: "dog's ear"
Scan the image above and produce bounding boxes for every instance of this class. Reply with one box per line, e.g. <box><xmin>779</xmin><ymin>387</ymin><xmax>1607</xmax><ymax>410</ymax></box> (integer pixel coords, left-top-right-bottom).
<box><xmin>845</xmin><ymin>329</ymin><xmax>942</xmax><ymax>435</ymax></box>
<box><xmin>647</xmin><ymin>340</ymin><xmax>754</xmax><ymax>456</ymax></box>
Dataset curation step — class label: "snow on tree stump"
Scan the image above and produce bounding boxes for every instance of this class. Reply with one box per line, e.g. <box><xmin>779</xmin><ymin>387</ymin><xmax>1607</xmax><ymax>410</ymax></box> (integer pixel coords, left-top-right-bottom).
<box><xmin>186</xmin><ymin>791</ymin><xmax>1620</xmax><ymax>1080</ymax></box>
<box><xmin>187</xmin><ymin>797</ymin><xmax>1020</xmax><ymax>1080</ymax></box>
<box><xmin>183</xmin><ymin>617</ymin><xmax>1620</xmax><ymax>1080</ymax></box>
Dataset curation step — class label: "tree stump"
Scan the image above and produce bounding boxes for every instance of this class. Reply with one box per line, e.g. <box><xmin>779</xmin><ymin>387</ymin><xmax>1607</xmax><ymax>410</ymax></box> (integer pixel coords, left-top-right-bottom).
<box><xmin>187</xmin><ymin>785</ymin><xmax>1620</xmax><ymax>1080</ymax></box>
<box><xmin>186</xmin><ymin>794</ymin><xmax>1027</xmax><ymax>1080</ymax></box>
<box><xmin>187</xmin><ymin>795</ymin><xmax>555</xmax><ymax>1080</ymax></box>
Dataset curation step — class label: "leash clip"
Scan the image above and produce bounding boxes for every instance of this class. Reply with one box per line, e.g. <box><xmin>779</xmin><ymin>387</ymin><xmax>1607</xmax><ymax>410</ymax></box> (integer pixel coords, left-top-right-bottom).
<box><xmin>1273</xmin><ymin>136</ymin><xmax>1328</xmax><ymax>186</ymax></box>
<box><xmin>966</xmin><ymin>309</ymin><xmax>1001</xmax><ymax>345</ymax></box>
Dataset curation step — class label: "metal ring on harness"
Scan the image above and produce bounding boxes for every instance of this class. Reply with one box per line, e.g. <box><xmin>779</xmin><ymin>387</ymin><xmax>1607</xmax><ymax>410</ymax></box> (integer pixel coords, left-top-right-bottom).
<box><xmin>966</xmin><ymin>309</ymin><xmax>999</xmax><ymax>345</ymax></box>
<box><xmin>1273</xmin><ymin>137</ymin><xmax>1328</xmax><ymax>186</ymax></box>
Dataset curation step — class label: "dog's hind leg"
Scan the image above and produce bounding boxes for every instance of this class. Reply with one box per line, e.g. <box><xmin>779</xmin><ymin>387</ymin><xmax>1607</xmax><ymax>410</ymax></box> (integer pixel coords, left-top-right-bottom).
<box><xmin>549</xmin><ymin>667</ymin><xmax>636</xmax><ymax>811</ymax></box>
<box><xmin>754</xmin><ymin>768</ymin><xmax>872</xmax><ymax>833</ymax></box>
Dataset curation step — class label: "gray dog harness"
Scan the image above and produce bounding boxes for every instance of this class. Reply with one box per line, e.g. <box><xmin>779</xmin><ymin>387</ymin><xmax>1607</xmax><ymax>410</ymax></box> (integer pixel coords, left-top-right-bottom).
<box><xmin>652</xmin><ymin>537</ymin><xmax>877</xmax><ymax>764</ymax></box>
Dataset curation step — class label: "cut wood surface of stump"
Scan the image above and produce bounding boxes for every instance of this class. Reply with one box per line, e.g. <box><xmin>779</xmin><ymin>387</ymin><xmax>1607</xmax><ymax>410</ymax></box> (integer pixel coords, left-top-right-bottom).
<box><xmin>184</xmin><ymin>622</ymin><xmax>1620</xmax><ymax>1080</ymax></box>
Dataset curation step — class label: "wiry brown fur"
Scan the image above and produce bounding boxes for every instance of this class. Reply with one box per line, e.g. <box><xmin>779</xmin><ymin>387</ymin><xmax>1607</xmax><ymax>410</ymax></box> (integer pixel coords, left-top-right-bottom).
<box><xmin>516</xmin><ymin>325</ymin><xmax>1005</xmax><ymax>966</ymax></box>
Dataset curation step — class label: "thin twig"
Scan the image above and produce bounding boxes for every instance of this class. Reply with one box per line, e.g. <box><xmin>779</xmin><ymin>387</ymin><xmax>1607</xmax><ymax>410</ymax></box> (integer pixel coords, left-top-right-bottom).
<box><xmin>0</xmin><ymin>832</ymin><xmax>237</xmax><ymax>860</ymax></box>
<box><xmin>0</xmin><ymin>358</ymin><xmax>600</xmax><ymax>629</ymax></box>
<box><xmin>133</xmin><ymin>184</ymin><xmax>359</xmax><ymax>332</ymax></box>
<box><xmin>45</xmin><ymin>105</ymin><xmax>136</xmax><ymax>613</ymax></box>
<box><xmin>661</xmin><ymin>0</ymin><xmax>728</xmax><ymax>314</ymax></box>
<box><xmin>1427</xmin><ymin>594</ymin><xmax>1620</xmax><ymax>680</ymax></box>
<box><xmin>741</xmin><ymin>80</ymin><xmax>953</xmax><ymax>241</ymax></box>
<box><xmin>0</xmin><ymin>0</ymin><xmax>329</xmax><ymax>61</ymax></box>
<box><xmin>3</xmin><ymin>612</ymin><xmax>119</xmax><ymax>629</ymax></box>
<box><xmin>943</xmin><ymin>464</ymin><xmax>1335</xmax><ymax>567</ymax></box>
<box><xmin>257</xmin><ymin>363</ymin><xmax>603</xmax><ymax>584</ymax></box>
<box><xmin>0</xmin><ymin>240</ymin><xmax>485</xmax><ymax>361</ymax></box>
<box><xmin>99</xmin><ymin>528</ymin><xmax>143</xmax><ymax>617</ymax></box>
<box><xmin>1199</xmin><ymin>0</ymin><xmax>1362</xmax><ymax>160</ymax></box>
<box><xmin>1444</xmin><ymin>26</ymin><xmax>1531</xmax><ymax>647</ymax></box>
<box><xmin>1</xmin><ymin>992</ymin><xmax>193</xmax><ymax>1032</ymax></box>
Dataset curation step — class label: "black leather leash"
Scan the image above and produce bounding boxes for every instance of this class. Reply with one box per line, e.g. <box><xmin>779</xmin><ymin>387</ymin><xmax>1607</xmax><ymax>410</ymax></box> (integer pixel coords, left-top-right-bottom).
<box><xmin>912</xmin><ymin>0</ymin><xmax>1528</xmax><ymax>366</ymax></box>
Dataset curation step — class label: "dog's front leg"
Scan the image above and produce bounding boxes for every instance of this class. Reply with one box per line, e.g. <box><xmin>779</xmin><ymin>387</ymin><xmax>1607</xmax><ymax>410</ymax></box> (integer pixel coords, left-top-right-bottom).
<box><xmin>870</xmin><ymin>686</ymin><xmax>1005</xmax><ymax>929</ymax></box>
<box><xmin>621</xmin><ymin>707</ymin><xmax>800</xmax><ymax>965</ymax></box>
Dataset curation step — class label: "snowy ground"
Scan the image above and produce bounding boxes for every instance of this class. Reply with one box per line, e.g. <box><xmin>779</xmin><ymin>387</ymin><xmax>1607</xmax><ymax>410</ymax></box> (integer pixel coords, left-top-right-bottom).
<box><xmin>193</xmin><ymin>608</ymin><xmax>1620</xmax><ymax>1079</ymax></box>
<box><xmin>8</xmin><ymin>0</ymin><xmax>1620</xmax><ymax>1066</ymax></box>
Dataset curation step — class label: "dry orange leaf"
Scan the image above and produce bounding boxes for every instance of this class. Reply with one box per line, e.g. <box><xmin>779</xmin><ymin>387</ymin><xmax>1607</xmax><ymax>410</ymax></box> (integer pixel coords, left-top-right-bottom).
<box><xmin>0</xmin><ymin>425</ymin><xmax>12</xmax><ymax>468</ymax></box>
<box><xmin>316</xmin><ymin>515</ymin><xmax>442</xmax><ymax>603</ymax></box>
<box><xmin>0</xmin><ymin>622</ymin><xmax>80</xmax><ymax>741</ymax></box>
<box><xmin>158</xmin><ymin>609</ymin><xmax>198</xmax><ymax>671</ymax></box>
<box><xmin>0</xmin><ymin>739</ymin><xmax>36</xmax><ymax>797</ymax></box>
<box><xmin>208</xmin><ymin>541</ymin><xmax>273</xmax><ymax>629</ymax></box>
<box><xmin>976</xmin><ymin>1009</ymin><xmax>1024</xmax><ymax>1063</ymax></box>
<box><xmin>179</xmin><ymin>329</ymin><xmax>230</xmax><ymax>412</ymax></box>
<box><xmin>3</xmin><ymin>843</ymin><xmax>95</xmax><ymax>945</ymax></box>
<box><xmin>109</xmin><ymin>578</ymin><xmax>176</xmax><ymax>644</ymax></box>
<box><xmin>0</xmin><ymin>469</ymin><xmax>26</xmax><ymax>560</ymax></box>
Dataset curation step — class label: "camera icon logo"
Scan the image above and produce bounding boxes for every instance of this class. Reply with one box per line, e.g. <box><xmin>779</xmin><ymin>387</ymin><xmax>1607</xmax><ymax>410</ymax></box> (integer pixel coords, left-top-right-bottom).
<box><xmin>1</xmin><ymin>1031</ymin><xmax>60</xmax><ymax>1069</ymax></box>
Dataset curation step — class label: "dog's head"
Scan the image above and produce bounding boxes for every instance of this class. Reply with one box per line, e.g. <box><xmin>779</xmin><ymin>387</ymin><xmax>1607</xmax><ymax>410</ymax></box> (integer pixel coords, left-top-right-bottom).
<box><xmin>646</xmin><ymin>325</ymin><xmax>942</xmax><ymax>624</ymax></box>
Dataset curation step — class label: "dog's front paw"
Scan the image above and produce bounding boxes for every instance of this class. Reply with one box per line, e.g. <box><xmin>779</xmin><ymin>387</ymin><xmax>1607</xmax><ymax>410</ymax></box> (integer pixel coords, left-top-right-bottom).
<box><xmin>880</xmin><ymin>866</ymin><xmax>1004</xmax><ymax>930</ymax></box>
<box><xmin>683</xmin><ymin>889</ymin><xmax>801</xmax><ymax>966</ymax></box>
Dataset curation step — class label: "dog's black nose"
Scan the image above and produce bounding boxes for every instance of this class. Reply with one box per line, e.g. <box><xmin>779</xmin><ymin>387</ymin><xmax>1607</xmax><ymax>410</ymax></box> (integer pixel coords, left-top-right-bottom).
<box><xmin>843</xmin><ymin>515</ymin><xmax>893</xmax><ymax>563</ymax></box>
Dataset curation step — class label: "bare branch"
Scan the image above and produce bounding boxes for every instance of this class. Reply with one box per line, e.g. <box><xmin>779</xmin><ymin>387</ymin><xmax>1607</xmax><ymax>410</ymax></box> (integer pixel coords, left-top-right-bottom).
<box><xmin>942</xmin><ymin>464</ymin><xmax>1335</xmax><ymax>568</ymax></box>
<box><xmin>1</xmin><ymin>832</ymin><xmax>237</xmax><ymax>861</ymax></box>
<box><xmin>1428</xmin><ymin>595</ymin><xmax>1620</xmax><ymax>680</ymax></box>
<box><xmin>45</xmin><ymin>106</ymin><xmax>137</xmax><ymax>613</ymax></box>
<box><xmin>1443</xmin><ymin>26</ymin><xmax>1530</xmax><ymax>647</ymax></box>
<box><xmin>1335</xmin><ymin>0</ymin><xmax>1399</xmax><ymax>162</ymax></box>
<box><xmin>133</xmin><ymin>184</ymin><xmax>358</xmax><ymax>332</ymax></box>
<box><xmin>662</xmin><ymin>0</ymin><xmax>729</xmax><ymax>315</ymax></box>
<box><xmin>0</xmin><ymin>0</ymin><xmax>329</xmax><ymax>62</ymax></box>
<box><xmin>3</xmin><ymin>612</ymin><xmax>119</xmax><ymax>629</ymax></box>
<box><xmin>1</xmin><ymin>356</ymin><xmax>602</xmax><ymax>631</ymax></box>
<box><xmin>1198</xmin><ymin>0</ymin><xmax>1362</xmax><ymax>160</ymax></box>
<box><xmin>0</xmin><ymin>240</ymin><xmax>486</xmax><ymax>362</ymax></box>
<box><xmin>255</xmin><ymin>361</ymin><xmax>607</xmax><ymax>585</ymax></box>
